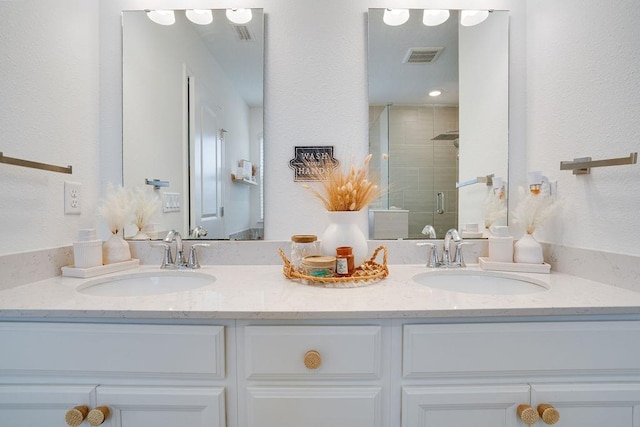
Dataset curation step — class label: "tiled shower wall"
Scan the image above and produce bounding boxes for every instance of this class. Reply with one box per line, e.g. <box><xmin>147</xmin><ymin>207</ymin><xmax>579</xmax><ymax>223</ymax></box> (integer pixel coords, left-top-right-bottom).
<box><xmin>387</xmin><ymin>105</ymin><xmax>459</xmax><ymax>238</ymax></box>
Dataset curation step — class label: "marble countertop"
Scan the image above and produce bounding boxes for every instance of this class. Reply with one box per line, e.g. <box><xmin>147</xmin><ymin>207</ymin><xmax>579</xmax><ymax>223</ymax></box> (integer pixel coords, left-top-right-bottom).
<box><xmin>2</xmin><ymin>263</ymin><xmax>640</xmax><ymax>321</ymax></box>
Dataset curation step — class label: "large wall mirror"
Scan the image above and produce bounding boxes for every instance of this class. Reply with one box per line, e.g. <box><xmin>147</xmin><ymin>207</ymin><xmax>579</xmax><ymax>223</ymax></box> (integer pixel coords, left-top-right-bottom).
<box><xmin>368</xmin><ymin>9</ymin><xmax>509</xmax><ymax>239</ymax></box>
<box><xmin>122</xmin><ymin>9</ymin><xmax>264</xmax><ymax>240</ymax></box>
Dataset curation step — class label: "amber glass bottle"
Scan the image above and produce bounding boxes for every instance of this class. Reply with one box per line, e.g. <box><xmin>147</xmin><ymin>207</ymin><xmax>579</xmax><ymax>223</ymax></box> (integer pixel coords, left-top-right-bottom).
<box><xmin>336</xmin><ymin>246</ymin><xmax>355</xmax><ymax>276</ymax></box>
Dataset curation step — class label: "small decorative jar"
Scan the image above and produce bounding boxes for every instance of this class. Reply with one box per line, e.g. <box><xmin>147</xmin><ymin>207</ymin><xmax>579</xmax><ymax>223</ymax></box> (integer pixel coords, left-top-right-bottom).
<box><xmin>302</xmin><ymin>255</ymin><xmax>336</xmax><ymax>278</ymax></box>
<box><xmin>336</xmin><ymin>246</ymin><xmax>355</xmax><ymax>276</ymax></box>
<box><xmin>291</xmin><ymin>235</ymin><xmax>319</xmax><ymax>272</ymax></box>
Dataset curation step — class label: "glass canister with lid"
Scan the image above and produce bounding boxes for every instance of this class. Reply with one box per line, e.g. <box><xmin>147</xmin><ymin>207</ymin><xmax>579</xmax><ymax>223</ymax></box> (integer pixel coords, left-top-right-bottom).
<box><xmin>290</xmin><ymin>234</ymin><xmax>319</xmax><ymax>272</ymax></box>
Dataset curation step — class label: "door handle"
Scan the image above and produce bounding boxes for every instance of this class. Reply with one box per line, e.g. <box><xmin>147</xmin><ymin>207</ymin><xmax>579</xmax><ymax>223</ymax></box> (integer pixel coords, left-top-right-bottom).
<box><xmin>436</xmin><ymin>192</ymin><xmax>445</xmax><ymax>214</ymax></box>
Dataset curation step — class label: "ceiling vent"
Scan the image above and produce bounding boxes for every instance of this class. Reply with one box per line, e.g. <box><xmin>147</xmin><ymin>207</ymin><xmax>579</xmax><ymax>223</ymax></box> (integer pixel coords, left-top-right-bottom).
<box><xmin>403</xmin><ymin>47</ymin><xmax>444</xmax><ymax>64</ymax></box>
<box><xmin>233</xmin><ymin>25</ymin><xmax>254</xmax><ymax>41</ymax></box>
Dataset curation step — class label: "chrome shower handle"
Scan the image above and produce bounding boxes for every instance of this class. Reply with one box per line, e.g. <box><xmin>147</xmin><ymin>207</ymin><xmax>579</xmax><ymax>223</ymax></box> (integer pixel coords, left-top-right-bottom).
<box><xmin>436</xmin><ymin>192</ymin><xmax>445</xmax><ymax>214</ymax></box>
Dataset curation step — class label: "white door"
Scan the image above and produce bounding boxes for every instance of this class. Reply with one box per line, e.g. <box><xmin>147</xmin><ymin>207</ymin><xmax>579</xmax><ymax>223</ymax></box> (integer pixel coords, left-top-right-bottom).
<box><xmin>0</xmin><ymin>384</ymin><xmax>96</xmax><ymax>427</ymax></box>
<box><xmin>246</xmin><ymin>386</ymin><xmax>382</xmax><ymax>427</ymax></box>
<box><xmin>189</xmin><ymin>74</ymin><xmax>225</xmax><ymax>238</ymax></box>
<box><xmin>402</xmin><ymin>385</ymin><xmax>530</xmax><ymax>427</ymax></box>
<box><xmin>532</xmin><ymin>383</ymin><xmax>640</xmax><ymax>427</ymax></box>
<box><xmin>97</xmin><ymin>386</ymin><xmax>225</xmax><ymax>427</ymax></box>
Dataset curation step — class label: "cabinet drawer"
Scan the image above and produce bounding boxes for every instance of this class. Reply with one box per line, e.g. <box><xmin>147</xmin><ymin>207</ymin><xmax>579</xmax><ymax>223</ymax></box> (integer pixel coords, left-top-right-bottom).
<box><xmin>0</xmin><ymin>322</ymin><xmax>225</xmax><ymax>380</ymax></box>
<box><xmin>403</xmin><ymin>321</ymin><xmax>640</xmax><ymax>378</ymax></box>
<box><xmin>244</xmin><ymin>325</ymin><xmax>382</xmax><ymax>380</ymax></box>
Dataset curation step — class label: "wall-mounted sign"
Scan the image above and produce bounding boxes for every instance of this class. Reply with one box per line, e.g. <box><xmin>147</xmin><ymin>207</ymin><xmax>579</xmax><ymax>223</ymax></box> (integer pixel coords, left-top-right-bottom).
<box><xmin>288</xmin><ymin>146</ymin><xmax>339</xmax><ymax>181</ymax></box>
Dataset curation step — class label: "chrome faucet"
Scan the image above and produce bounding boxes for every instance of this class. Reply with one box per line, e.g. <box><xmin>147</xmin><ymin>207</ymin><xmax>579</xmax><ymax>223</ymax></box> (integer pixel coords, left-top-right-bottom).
<box><xmin>152</xmin><ymin>230</ymin><xmax>210</xmax><ymax>269</ymax></box>
<box><xmin>442</xmin><ymin>228</ymin><xmax>462</xmax><ymax>266</ymax></box>
<box><xmin>190</xmin><ymin>225</ymin><xmax>208</xmax><ymax>239</ymax></box>
<box><xmin>421</xmin><ymin>224</ymin><xmax>437</xmax><ymax>239</ymax></box>
<box><xmin>164</xmin><ymin>230</ymin><xmax>185</xmax><ymax>267</ymax></box>
<box><xmin>418</xmin><ymin>228</ymin><xmax>470</xmax><ymax>268</ymax></box>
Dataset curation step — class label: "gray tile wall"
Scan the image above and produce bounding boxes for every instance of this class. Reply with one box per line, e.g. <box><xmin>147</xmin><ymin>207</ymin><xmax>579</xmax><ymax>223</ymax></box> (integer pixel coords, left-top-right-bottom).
<box><xmin>388</xmin><ymin>106</ymin><xmax>459</xmax><ymax>238</ymax></box>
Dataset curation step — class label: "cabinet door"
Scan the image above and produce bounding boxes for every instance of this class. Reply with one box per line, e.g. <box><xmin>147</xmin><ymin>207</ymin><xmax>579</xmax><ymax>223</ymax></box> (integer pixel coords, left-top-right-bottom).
<box><xmin>246</xmin><ymin>386</ymin><xmax>382</xmax><ymax>427</ymax></box>
<box><xmin>402</xmin><ymin>385</ymin><xmax>530</xmax><ymax>427</ymax></box>
<box><xmin>532</xmin><ymin>383</ymin><xmax>640</xmax><ymax>427</ymax></box>
<box><xmin>0</xmin><ymin>384</ymin><xmax>95</xmax><ymax>427</ymax></box>
<box><xmin>96</xmin><ymin>386</ymin><xmax>225</xmax><ymax>427</ymax></box>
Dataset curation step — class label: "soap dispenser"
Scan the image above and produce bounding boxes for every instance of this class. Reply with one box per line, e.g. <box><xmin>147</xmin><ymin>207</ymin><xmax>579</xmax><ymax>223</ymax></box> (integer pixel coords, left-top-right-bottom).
<box><xmin>488</xmin><ymin>225</ymin><xmax>513</xmax><ymax>263</ymax></box>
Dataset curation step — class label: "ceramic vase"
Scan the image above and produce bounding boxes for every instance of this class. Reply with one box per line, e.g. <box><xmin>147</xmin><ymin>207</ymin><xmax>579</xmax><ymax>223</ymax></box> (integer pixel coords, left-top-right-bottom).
<box><xmin>319</xmin><ymin>210</ymin><xmax>369</xmax><ymax>267</ymax></box>
<box><xmin>130</xmin><ymin>229</ymin><xmax>150</xmax><ymax>240</ymax></box>
<box><xmin>103</xmin><ymin>232</ymin><xmax>131</xmax><ymax>264</ymax></box>
<box><xmin>514</xmin><ymin>233</ymin><xmax>544</xmax><ymax>264</ymax></box>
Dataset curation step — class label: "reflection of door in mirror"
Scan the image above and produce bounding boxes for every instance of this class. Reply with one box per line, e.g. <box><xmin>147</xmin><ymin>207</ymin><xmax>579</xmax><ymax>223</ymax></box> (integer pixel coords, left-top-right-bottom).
<box><xmin>189</xmin><ymin>74</ymin><xmax>225</xmax><ymax>238</ymax></box>
<box><xmin>122</xmin><ymin>10</ymin><xmax>264</xmax><ymax>240</ymax></box>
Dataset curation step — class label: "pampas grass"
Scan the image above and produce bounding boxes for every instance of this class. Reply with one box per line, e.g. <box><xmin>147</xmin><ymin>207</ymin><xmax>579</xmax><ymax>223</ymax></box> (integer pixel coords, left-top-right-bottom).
<box><xmin>302</xmin><ymin>154</ymin><xmax>382</xmax><ymax>211</ymax></box>
<box><xmin>511</xmin><ymin>184</ymin><xmax>559</xmax><ymax>234</ymax></box>
<box><xmin>483</xmin><ymin>190</ymin><xmax>507</xmax><ymax>228</ymax></box>
<box><xmin>98</xmin><ymin>183</ymin><xmax>133</xmax><ymax>235</ymax></box>
<box><xmin>131</xmin><ymin>187</ymin><xmax>161</xmax><ymax>231</ymax></box>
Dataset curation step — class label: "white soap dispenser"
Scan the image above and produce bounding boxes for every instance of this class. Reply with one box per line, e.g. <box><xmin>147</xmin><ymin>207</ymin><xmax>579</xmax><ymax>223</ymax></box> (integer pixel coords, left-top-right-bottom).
<box><xmin>488</xmin><ymin>225</ymin><xmax>513</xmax><ymax>263</ymax></box>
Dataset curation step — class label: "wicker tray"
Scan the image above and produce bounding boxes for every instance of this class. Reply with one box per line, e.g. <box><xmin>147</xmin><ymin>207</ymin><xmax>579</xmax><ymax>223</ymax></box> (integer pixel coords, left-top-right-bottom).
<box><xmin>278</xmin><ymin>245</ymin><xmax>389</xmax><ymax>288</ymax></box>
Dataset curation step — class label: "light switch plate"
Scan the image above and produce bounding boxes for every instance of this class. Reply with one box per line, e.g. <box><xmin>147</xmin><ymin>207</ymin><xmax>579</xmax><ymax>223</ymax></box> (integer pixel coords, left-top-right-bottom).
<box><xmin>163</xmin><ymin>192</ymin><xmax>180</xmax><ymax>213</ymax></box>
<box><xmin>64</xmin><ymin>181</ymin><xmax>81</xmax><ymax>215</ymax></box>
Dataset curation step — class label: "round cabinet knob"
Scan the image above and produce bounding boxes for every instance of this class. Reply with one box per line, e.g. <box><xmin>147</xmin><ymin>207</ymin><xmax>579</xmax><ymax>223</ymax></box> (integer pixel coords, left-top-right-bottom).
<box><xmin>538</xmin><ymin>403</ymin><xmax>560</xmax><ymax>425</ymax></box>
<box><xmin>303</xmin><ymin>350</ymin><xmax>322</xmax><ymax>370</ymax></box>
<box><xmin>517</xmin><ymin>404</ymin><xmax>540</xmax><ymax>425</ymax></box>
<box><xmin>87</xmin><ymin>406</ymin><xmax>110</xmax><ymax>426</ymax></box>
<box><xmin>65</xmin><ymin>405</ymin><xmax>89</xmax><ymax>427</ymax></box>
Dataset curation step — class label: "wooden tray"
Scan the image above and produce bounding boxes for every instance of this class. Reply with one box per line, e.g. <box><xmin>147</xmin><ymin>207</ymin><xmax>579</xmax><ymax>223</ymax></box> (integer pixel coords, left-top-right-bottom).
<box><xmin>278</xmin><ymin>246</ymin><xmax>389</xmax><ymax>288</ymax></box>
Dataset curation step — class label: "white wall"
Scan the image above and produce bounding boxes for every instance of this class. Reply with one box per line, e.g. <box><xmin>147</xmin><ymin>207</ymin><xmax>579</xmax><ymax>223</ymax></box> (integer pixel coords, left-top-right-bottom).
<box><xmin>526</xmin><ymin>0</ymin><xmax>640</xmax><ymax>255</ymax></box>
<box><xmin>458</xmin><ymin>11</ymin><xmax>509</xmax><ymax>228</ymax></box>
<box><xmin>0</xmin><ymin>0</ymin><xmax>100</xmax><ymax>256</ymax></box>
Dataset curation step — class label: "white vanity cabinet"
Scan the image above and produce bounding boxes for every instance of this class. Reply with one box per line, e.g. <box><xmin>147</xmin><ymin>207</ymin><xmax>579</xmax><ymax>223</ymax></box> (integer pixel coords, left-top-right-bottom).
<box><xmin>3</xmin><ymin>318</ymin><xmax>640</xmax><ymax>427</ymax></box>
<box><xmin>0</xmin><ymin>322</ymin><xmax>229</xmax><ymax>427</ymax></box>
<box><xmin>401</xmin><ymin>321</ymin><xmax>640</xmax><ymax>426</ymax></box>
<box><xmin>237</xmin><ymin>323</ymin><xmax>390</xmax><ymax>427</ymax></box>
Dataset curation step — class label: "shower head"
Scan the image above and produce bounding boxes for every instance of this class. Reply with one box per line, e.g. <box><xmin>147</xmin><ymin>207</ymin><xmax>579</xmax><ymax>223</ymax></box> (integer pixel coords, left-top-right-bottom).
<box><xmin>431</xmin><ymin>131</ymin><xmax>459</xmax><ymax>141</ymax></box>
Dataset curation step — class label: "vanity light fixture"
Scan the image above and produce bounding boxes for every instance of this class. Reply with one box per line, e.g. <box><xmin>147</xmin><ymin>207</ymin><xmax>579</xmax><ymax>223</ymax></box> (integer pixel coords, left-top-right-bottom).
<box><xmin>146</xmin><ymin>10</ymin><xmax>175</xmax><ymax>26</ymax></box>
<box><xmin>186</xmin><ymin>9</ymin><xmax>213</xmax><ymax>25</ymax></box>
<box><xmin>383</xmin><ymin>8</ymin><xmax>410</xmax><ymax>26</ymax></box>
<box><xmin>226</xmin><ymin>8</ymin><xmax>253</xmax><ymax>24</ymax></box>
<box><xmin>429</xmin><ymin>89</ymin><xmax>443</xmax><ymax>97</ymax></box>
<box><xmin>460</xmin><ymin>10</ymin><xmax>490</xmax><ymax>27</ymax></box>
<box><xmin>422</xmin><ymin>9</ymin><xmax>450</xmax><ymax>26</ymax></box>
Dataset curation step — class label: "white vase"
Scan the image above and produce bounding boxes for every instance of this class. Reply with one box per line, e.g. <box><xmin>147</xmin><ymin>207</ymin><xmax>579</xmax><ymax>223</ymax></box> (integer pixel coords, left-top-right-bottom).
<box><xmin>319</xmin><ymin>210</ymin><xmax>369</xmax><ymax>267</ymax></box>
<box><xmin>103</xmin><ymin>232</ymin><xmax>132</xmax><ymax>264</ymax></box>
<box><xmin>130</xmin><ymin>229</ymin><xmax>150</xmax><ymax>240</ymax></box>
<box><xmin>514</xmin><ymin>233</ymin><xmax>544</xmax><ymax>264</ymax></box>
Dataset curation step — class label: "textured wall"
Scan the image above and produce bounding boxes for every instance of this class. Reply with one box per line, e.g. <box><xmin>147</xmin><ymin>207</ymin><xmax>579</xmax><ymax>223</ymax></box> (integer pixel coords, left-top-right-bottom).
<box><xmin>0</xmin><ymin>0</ymin><xmax>100</xmax><ymax>255</ymax></box>
<box><xmin>526</xmin><ymin>0</ymin><xmax>640</xmax><ymax>255</ymax></box>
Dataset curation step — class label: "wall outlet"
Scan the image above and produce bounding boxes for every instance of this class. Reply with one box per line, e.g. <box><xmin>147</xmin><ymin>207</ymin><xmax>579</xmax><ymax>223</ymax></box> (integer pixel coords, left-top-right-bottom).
<box><xmin>64</xmin><ymin>181</ymin><xmax>81</xmax><ymax>215</ymax></box>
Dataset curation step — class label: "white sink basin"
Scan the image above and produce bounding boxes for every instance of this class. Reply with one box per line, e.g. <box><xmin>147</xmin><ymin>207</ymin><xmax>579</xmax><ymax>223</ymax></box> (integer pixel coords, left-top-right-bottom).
<box><xmin>77</xmin><ymin>271</ymin><xmax>215</xmax><ymax>297</ymax></box>
<box><xmin>412</xmin><ymin>270</ymin><xmax>549</xmax><ymax>295</ymax></box>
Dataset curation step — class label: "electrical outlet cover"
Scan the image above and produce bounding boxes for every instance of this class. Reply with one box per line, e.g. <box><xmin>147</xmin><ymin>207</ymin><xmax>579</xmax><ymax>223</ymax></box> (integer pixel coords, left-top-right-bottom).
<box><xmin>64</xmin><ymin>181</ymin><xmax>81</xmax><ymax>215</ymax></box>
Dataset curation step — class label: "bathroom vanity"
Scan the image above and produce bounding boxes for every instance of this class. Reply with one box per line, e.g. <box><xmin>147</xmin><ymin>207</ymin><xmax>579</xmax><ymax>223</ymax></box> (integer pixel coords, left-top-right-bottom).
<box><xmin>2</xmin><ymin>264</ymin><xmax>640</xmax><ymax>427</ymax></box>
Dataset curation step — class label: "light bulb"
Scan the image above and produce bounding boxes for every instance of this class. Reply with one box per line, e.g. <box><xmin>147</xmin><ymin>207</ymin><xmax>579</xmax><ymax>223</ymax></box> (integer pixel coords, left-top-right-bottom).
<box><xmin>461</xmin><ymin>10</ymin><xmax>490</xmax><ymax>27</ymax></box>
<box><xmin>226</xmin><ymin>8</ymin><xmax>253</xmax><ymax>24</ymax></box>
<box><xmin>429</xmin><ymin>90</ymin><xmax>443</xmax><ymax>97</ymax></box>
<box><xmin>186</xmin><ymin>9</ymin><xmax>213</xmax><ymax>25</ymax></box>
<box><xmin>146</xmin><ymin>10</ymin><xmax>175</xmax><ymax>26</ymax></box>
<box><xmin>383</xmin><ymin>9</ymin><xmax>410</xmax><ymax>26</ymax></box>
<box><xmin>422</xmin><ymin>9</ymin><xmax>450</xmax><ymax>26</ymax></box>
